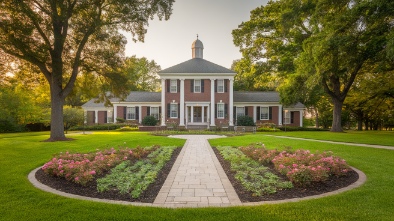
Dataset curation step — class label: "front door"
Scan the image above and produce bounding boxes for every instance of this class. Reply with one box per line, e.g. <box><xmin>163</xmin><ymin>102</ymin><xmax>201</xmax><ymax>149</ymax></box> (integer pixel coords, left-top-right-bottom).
<box><xmin>193</xmin><ymin>106</ymin><xmax>202</xmax><ymax>122</ymax></box>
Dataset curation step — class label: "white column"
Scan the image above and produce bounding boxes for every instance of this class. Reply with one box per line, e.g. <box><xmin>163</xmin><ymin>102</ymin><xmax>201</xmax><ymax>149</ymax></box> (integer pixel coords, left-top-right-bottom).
<box><xmin>94</xmin><ymin>110</ymin><xmax>98</xmax><ymax>124</ymax></box>
<box><xmin>113</xmin><ymin>105</ymin><xmax>117</xmax><ymax>121</ymax></box>
<box><xmin>229</xmin><ymin>79</ymin><xmax>234</xmax><ymax>126</ymax></box>
<box><xmin>179</xmin><ymin>79</ymin><xmax>185</xmax><ymax>126</ymax></box>
<box><xmin>139</xmin><ymin>105</ymin><xmax>142</xmax><ymax>124</ymax></box>
<box><xmin>161</xmin><ymin>79</ymin><xmax>166</xmax><ymax>126</ymax></box>
<box><xmin>191</xmin><ymin>106</ymin><xmax>194</xmax><ymax>123</ymax></box>
<box><xmin>253</xmin><ymin>106</ymin><xmax>257</xmax><ymax>123</ymax></box>
<box><xmin>279</xmin><ymin>105</ymin><xmax>283</xmax><ymax>125</ymax></box>
<box><xmin>300</xmin><ymin>110</ymin><xmax>304</xmax><ymax>127</ymax></box>
<box><xmin>210</xmin><ymin>79</ymin><xmax>215</xmax><ymax>126</ymax></box>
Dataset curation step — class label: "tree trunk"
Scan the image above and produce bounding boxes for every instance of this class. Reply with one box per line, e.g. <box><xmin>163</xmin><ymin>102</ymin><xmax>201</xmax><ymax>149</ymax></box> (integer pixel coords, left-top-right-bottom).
<box><xmin>331</xmin><ymin>97</ymin><xmax>344</xmax><ymax>132</ymax></box>
<box><xmin>47</xmin><ymin>82</ymin><xmax>67</xmax><ymax>141</ymax></box>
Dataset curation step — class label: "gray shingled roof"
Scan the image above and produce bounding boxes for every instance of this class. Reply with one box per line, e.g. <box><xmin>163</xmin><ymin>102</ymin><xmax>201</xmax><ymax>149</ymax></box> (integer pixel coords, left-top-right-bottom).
<box><xmin>159</xmin><ymin>58</ymin><xmax>235</xmax><ymax>74</ymax></box>
<box><xmin>82</xmin><ymin>92</ymin><xmax>161</xmax><ymax>108</ymax></box>
<box><xmin>234</xmin><ymin>91</ymin><xmax>280</xmax><ymax>102</ymax></box>
<box><xmin>123</xmin><ymin>91</ymin><xmax>161</xmax><ymax>102</ymax></box>
<box><xmin>83</xmin><ymin>91</ymin><xmax>305</xmax><ymax>108</ymax></box>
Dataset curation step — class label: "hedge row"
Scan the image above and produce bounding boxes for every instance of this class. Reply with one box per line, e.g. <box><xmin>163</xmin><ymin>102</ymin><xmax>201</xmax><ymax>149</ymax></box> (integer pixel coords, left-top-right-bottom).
<box><xmin>69</xmin><ymin>123</ymin><xmax>137</xmax><ymax>131</ymax></box>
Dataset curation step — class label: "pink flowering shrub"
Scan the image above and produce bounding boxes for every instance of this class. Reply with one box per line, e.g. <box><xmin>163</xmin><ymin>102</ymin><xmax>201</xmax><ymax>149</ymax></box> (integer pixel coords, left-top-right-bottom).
<box><xmin>238</xmin><ymin>143</ymin><xmax>280</xmax><ymax>164</ymax></box>
<box><xmin>272</xmin><ymin>150</ymin><xmax>350</xmax><ymax>186</ymax></box>
<box><xmin>239</xmin><ymin>143</ymin><xmax>351</xmax><ymax>187</ymax></box>
<box><xmin>42</xmin><ymin>146</ymin><xmax>158</xmax><ymax>186</ymax></box>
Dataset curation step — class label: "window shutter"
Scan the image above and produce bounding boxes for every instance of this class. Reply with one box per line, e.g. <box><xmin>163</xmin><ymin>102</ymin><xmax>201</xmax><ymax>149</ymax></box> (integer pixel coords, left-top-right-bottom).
<box><xmin>124</xmin><ymin>107</ymin><xmax>127</xmax><ymax>119</ymax></box>
<box><xmin>215</xmin><ymin>104</ymin><xmax>217</xmax><ymax>118</ymax></box>
<box><xmin>167</xmin><ymin>79</ymin><xmax>170</xmax><ymax>92</ymax></box>
<box><xmin>159</xmin><ymin>107</ymin><xmax>161</xmax><ymax>117</ymax></box>
<box><xmin>201</xmin><ymin>79</ymin><xmax>204</xmax><ymax>92</ymax></box>
<box><xmin>147</xmin><ymin>106</ymin><xmax>150</xmax><ymax>116</ymax></box>
<box><xmin>269</xmin><ymin>107</ymin><xmax>273</xmax><ymax>120</ymax></box>
<box><xmin>225</xmin><ymin>104</ymin><xmax>228</xmax><ymax>118</ymax></box>
<box><xmin>136</xmin><ymin>107</ymin><xmax>139</xmax><ymax>120</ymax></box>
<box><xmin>104</xmin><ymin>111</ymin><xmax>107</xmax><ymax>123</ymax></box>
<box><xmin>178</xmin><ymin>104</ymin><xmax>180</xmax><ymax>118</ymax></box>
<box><xmin>245</xmin><ymin>107</ymin><xmax>249</xmax><ymax>116</ymax></box>
<box><xmin>191</xmin><ymin>80</ymin><xmax>194</xmax><ymax>92</ymax></box>
<box><xmin>167</xmin><ymin>104</ymin><xmax>170</xmax><ymax>118</ymax></box>
<box><xmin>257</xmin><ymin>107</ymin><xmax>261</xmax><ymax>120</ymax></box>
<box><xmin>233</xmin><ymin>106</ymin><xmax>236</xmax><ymax>120</ymax></box>
<box><xmin>177</xmin><ymin>80</ymin><xmax>180</xmax><ymax>93</ymax></box>
<box><xmin>224</xmin><ymin>79</ymin><xmax>228</xmax><ymax>92</ymax></box>
<box><xmin>291</xmin><ymin>111</ymin><xmax>294</xmax><ymax>124</ymax></box>
<box><xmin>214</xmin><ymin>80</ymin><xmax>217</xmax><ymax>92</ymax></box>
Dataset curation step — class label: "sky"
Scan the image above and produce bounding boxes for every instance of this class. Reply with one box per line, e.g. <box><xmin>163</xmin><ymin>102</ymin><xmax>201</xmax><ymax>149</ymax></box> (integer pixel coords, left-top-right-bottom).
<box><xmin>124</xmin><ymin>0</ymin><xmax>269</xmax><ymax>70</ymax></box>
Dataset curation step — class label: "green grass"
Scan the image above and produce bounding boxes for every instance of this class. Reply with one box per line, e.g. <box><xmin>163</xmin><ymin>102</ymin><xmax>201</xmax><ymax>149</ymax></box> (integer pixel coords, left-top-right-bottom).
<box><xmin>1</xmin><ymin>131</ymin><xmax>394</xmax><ymax>220</ymax></box>
<box><xmin>264</xmin><ymin>130</ymin><xmax>394</xmax><ymax>146</ymax></box>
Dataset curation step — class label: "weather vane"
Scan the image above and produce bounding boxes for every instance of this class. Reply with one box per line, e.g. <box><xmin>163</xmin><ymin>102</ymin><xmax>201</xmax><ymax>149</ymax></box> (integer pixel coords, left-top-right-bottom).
<box><xmin>197</xmin><ymin>34</ymin><xmax>199</xmax><ymax>39</ymax></box>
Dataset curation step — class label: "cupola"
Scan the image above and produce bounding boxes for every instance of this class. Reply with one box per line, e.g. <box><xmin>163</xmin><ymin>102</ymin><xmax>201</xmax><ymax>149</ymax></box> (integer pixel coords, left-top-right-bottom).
<box><xmin>191</xmin><ymin>35</ymin><xmax>204</xmax><ymax>59</ymax></box>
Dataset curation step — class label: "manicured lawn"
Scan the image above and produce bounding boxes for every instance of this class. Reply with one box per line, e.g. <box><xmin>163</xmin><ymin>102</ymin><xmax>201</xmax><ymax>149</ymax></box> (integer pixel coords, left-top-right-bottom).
<box><xmin>266</xmin><ymin>130</ymin><xmax>394</xmax><ymax>146</ymax></box>
<box><xmin>1</xmin><ymin>131</ymin><xmax>393</xmax><ymax>221</ymax></box>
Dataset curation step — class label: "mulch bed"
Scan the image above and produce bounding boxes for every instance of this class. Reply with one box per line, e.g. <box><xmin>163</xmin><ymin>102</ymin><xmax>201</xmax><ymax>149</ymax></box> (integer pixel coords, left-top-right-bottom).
<box><xmin>35</xmin><ymin>146</ymin><xmax>359</xmax><ymax>203</ymax></box>
<box><xmin>212</xmin><ymin>147</ymin><xmax>359</xmax><ymax>202</ymax></box>
<box><xmin>35</xmin><ymin>147</ymin><xmax>182</xmax><ymax>203</ymax></box>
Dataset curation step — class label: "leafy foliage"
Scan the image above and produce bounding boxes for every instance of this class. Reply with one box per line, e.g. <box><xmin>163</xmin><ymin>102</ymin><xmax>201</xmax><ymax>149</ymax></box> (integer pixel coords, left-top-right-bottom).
<box><xmin>63</xmin><ymin>106</ymin><xmax>84</xmax><ymax>133</ymax></box>
<box><xmin>233</xmin><ymin>0</ymin><xmax>394</xmax><ymax>132</ymax></box>
<box><xmin>216</xmin><ymin>146</ymin><xmax>292</xmax><ymax>196</ymax></box>
<box><xmin>97</xmin><ymin>146</ymin><xmax>177</xmax><ymax>198</ymax></box>
<box><xmin>236</xmin><ymin>116</ymin><xmax>255</xmax><ymax>126</ymax></box>
<box><xmin>42</xmin><ymin>146</ymin><xmax>155</xmax><ymax>186</ymax></box>
<box><xmin>0</xmin><ymin>0</ymin><xmax>174</xmax><ymax>140</ymax></box>
<box><xmin>142</xmin><ymin>115</ymin><xmax>159</xmax><ymax>126</ymax></box>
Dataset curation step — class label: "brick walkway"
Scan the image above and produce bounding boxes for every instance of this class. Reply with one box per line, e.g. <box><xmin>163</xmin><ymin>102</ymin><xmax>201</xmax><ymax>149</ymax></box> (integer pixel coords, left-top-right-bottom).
<box><xmin>153</xmin><ymin>135</ymin><xmax>242</xmax><ymax>208</ymax></box>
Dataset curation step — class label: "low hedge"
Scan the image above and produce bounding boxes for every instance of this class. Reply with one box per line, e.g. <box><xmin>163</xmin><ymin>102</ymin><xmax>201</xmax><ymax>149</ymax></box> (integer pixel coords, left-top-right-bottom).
<box><xmin>69</xmin><ymin>123</ymin><xmax>137</xmax><ymax>131</ymax></box>
<box><xmin>277</xmin><ymin>126</ymin><xmax>329</xmax><ymax>131</ymax></box>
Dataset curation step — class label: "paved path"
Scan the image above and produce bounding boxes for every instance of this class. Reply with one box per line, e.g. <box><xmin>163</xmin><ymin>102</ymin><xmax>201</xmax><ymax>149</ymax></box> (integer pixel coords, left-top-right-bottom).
<box><xmin>153</xmin><ymin>135</ymin><xmax>242</xmax><ymax>208</ymax></box>
<box><xmin>263</xmin><ymin>135</ymin><xmax>394</xmax><ymax>150</ymax></box>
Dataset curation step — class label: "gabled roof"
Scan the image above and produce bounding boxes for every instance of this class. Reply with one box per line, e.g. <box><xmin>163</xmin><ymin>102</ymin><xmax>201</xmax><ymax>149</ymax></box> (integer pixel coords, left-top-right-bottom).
<box><xmin>158</xmin><ymin>58</ymin><xmax>235</xmax><ymax>74</ymax></box>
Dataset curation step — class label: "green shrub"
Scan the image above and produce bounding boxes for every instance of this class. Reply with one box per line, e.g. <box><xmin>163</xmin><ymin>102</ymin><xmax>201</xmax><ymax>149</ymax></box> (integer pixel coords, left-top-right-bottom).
<box><xmin>116</xmin><ymin>118</ymin><xmax>126</xmax><ymax>123</ymax></box>
<box><xmin>277</xmin><ymin>126</ymin><xmax>329</xmax><ymax>131</ymax></box>
<box><xmin>117</xmin><ymin>126</ymin><xmax>139</xmax><ymax>131</ymax></box>
<box><xmin>69</xmin><ymin>123</ymin><xmax>131</xmax><ymax>131</ymax></box>
<box><xmin>236</xmin><ymin>116</ymin><xmax>255</xmax><ymax>126</ymax></box>
<box><xmin>142</xmin><ymin>115</ymin><xmax>158</xmax><ymax>126</ymax></box>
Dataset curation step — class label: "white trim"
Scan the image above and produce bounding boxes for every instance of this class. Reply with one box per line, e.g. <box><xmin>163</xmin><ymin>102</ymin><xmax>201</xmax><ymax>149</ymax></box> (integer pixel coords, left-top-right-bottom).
<box><xmin>161</xmin><ymin>79</ymin><xmax>166</xmax><ymax>126</ymax></box>
<box><xmin>170</xmin><ymin>79</ymin><xmax>177</xmax><ymax>93</ymax></box>
<box><xmin>217</xmin><ymin>79</ymin><xmax>224</xmax><ymax>93</ymax></box>
<box><xmin>229</xmin><ymin>79</ymin><xmax>234</xmax><ymax>126</ymax></box>
<box><xmin>210</xmin><ymin>79</ymin><xmax>215</xmax><ymax>126</ymax></box>
<box><xmin>180</xmin><ymin>79</ymin><xmax>185</xmax><ymax>126</ymax></box>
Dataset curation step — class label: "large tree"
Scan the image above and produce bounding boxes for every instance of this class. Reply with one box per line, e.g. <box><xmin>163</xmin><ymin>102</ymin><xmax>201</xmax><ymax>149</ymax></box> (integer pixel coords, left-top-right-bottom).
<box><xmin>0</xmin><ymin>0</ymin><xmax>174</xmax><ymax>141</ymax></box>
<box><xmin>233</xmin><ymin>0</ymin><xmax>394</xmax><ymax>132</ymax></box>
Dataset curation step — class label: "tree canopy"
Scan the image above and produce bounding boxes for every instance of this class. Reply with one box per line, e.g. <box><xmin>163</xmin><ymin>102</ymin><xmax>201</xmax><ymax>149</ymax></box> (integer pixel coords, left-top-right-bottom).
<box><xmin>233</xmin><ymin>0</ymin><xmax>394</xmax><ymax>131</ymax></box>
<box><xmin>0</xmin><ymin>0</ymin><xmax>174</xmax><ymax>140</ymax></box>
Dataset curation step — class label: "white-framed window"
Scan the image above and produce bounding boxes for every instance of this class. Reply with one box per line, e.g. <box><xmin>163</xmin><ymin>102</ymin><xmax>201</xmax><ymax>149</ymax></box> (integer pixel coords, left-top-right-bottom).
<box><xmin>127</xmin><ymin>107</ymin><xmax>136</xmax><ymax>120</ymax></box>
<box><xmin>284</xmin><ymin>110</ymin><xmax>290</xmax><ymax>124</ymax></box>
<box><xmin>217</xmin><ymin>79</ymin><xmax>224</xmax><ymax>93</ymax></box>
<box><xmin>170</xmin><ymin>104</ymin><xmax>178</xmax><ymax>118</ymax></box>
<box><xmin>194</xmin><ymin>79</ymin><xmax>201</xmax><ymax>93</ymax></box>
<box><xmin>217</xmin><ymin>103</ymin><xmax>225</xmax><ymax>119</ymax></box>
<box><xmin>150</xmin><ymin>107</ymin><xmax>159</xmax><ymax>120</ymax></box>
<box><xmin>236</xmin><ymin>107</ymin><xmax>245</xmax><ymax>118</ymax></box>
<box><xmin>260</xmin><ymin>107</ymin><xmax>269</xmax><ymax>120</ymax></box>
<box><xmin>170</xmin><ymin>79</ymin><xmax>177</xmax><ymax>93</ymax></box>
